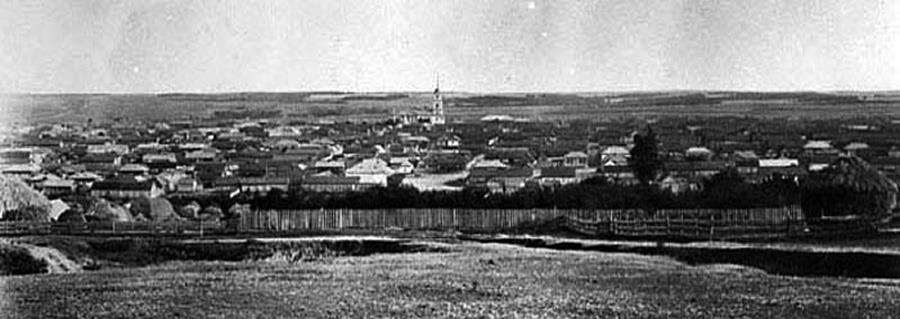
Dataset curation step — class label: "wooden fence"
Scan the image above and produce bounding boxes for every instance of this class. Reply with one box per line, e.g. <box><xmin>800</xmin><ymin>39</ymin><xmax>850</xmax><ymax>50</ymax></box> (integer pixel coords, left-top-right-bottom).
<box><xmin>565</xmin><ymin>206</ymin><xmax>805</xmax><ymax>240</ymax></box>
<box><xmin>0</xmin><ymin>220</ymin><xmax>226</xmax><ymax>236</ymax></box>
<box><xmin>0</xmin><ymin>207</ymin><xmax>805</xmax><ymax>240</ymax></box>
<box><xmin>240</xmin><ymin>208</ymin><xmax>573</xmax><ymax>233</ymax></box>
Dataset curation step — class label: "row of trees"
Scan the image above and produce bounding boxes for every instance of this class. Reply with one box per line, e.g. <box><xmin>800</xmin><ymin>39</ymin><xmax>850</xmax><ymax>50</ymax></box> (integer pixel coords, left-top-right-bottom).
<box><xmin>238</xmin><ymin>174</ymin><xmax>800</xmax><ymax>210</ymax></box>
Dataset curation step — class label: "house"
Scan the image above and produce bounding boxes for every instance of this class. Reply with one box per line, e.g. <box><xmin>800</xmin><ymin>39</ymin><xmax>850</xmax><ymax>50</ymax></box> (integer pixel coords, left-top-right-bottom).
<box><xmin>313</xmin><ymin>159</ymin><xmax>347</xmax><ymax>174</ymax></box>
<box><xmin>86</xmin><ymin>143</ymin><xmax>129</xmax><ymax>155</ymax></box>
<box><xmin>1</xmin><ymin>164</ymin><xmax>40</xmax><ymax>177</ymax></box>
<box><xmin>733</xmin><ymin>150</ymin><xmax>759</xmax><ymax>175</ymax></box>
<box><xmin>757</xmin><ymin>158</ymin><xmax>805</xmax><ymax>182</ymax></box>
<box><xmin>388</xmin><ymin>157</ymin><xmax>416</xmax><ymax>175</ymax></box>
<box><xmin>659</xmin><ymin>175</ymin><xmax>697</xmax><ymax>194</ymax></box>
<box><xmin>421</xmin><ymin>151</ymin><xmax>469</xmax><ymax>173</ymax></box>
<box><xmin>600</xmin><ymin>146</ymin><xmax>630</xmax><ymax>167</ymax></box>
<box><xmin>803</xmin><ymin>140</ymin><xmax>838</xmax><ymax>156</ymax></box>
<box><xmin>434</xmin><ymin>135</ymin><xmax>461</xmax><ymax>151</ymax></box>
<box><xmin>184</xmin><ymin>149</ymin><xmax>218</xmax><ymax>163</ymax></box>
<box><xmin>665</xmin><ymin>161</ymin><xmax>728</xmax><ymax>179</ymax></box>
<box><xmin>90</xmin><ymin>176</ymin><xmax>164</xmax><ymax>199</ymax></box>
<box><xmin>843</xmin><ymin>142</ymin><xmax>870</xmax><ymax>156</ymax></box>
<box><xmin>467</xmin><ymin>167</ymin><xmax>534</xmax><ymax>193</ymax></box>
<box><xmin>174</xmin><ymin>177</ymin><xmax>202</xmax><ymax>193</ymax></box>
<box><xmin>118</xmin><ymin>164</ymin><xmax>151</xmax><ymax>177</ymax></box>
<box><xmin>685</xmin><ymin>147</ymin><xmax>714</xmax><ymax>161</ymax></box>
<box><xmin>482</xmin><ymin>168</ymin><xmax>535</xmax><ymax>194</ymax></box>
<box><xmin>71</xmin><ymin>172</ymin><xmax>103</xmax><ymax>187</ymax></box>
<box><xmin>142</xmin><ymin>153</ymin><xmax>177</xmax><ymax>172</ymax></box>
<box><xmin>537</xmin><ymin>167</ymin><xmax>579</xmax><ymax>187</ymax></box>
<box><xmin>484</xmin><ymin>147</ymin><xmax>536</xmax><ymax>168</ymax></box>
<box><xmin>272</xmin><ymin>144</ymin><xmax>327</xmax><ymax>163</ymax></box>
<box><xmin>563</xmin><ymin>151</ymin><xmax>589</xmax><ymax>167</ymax></box>
<box><xmin>235</xmin><ymin>177</ymin><xmax>290</xmax><ymax>195</ymax></box>
<box><xmin>300</xmin><ymin>175</ymin><xmax>372</xmax><ymax>192</ymax></box>
<box><xmin>40</xmin><ymin>177</ymin><xmax>76</xmax><ymax>197</ymax></box>
<box><xmin>346</xmin><ymin>158</ymin><xmax>394</xmax><ymax>186</ymax></box>
<box><xmin>0</xmin><ymin>148</ymin><xmax>33</xmax><ymax>165</ymax></box>
<box><xmin>599</xmin><ymin>165</ymin><xmax>638</xmax><ymax>185</ymax></box>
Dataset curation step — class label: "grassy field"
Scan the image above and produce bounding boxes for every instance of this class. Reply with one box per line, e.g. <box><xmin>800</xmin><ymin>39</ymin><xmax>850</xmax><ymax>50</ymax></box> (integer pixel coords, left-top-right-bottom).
<box><xmin>2</xmin><ymin>242</ymin><xmax>899</xmax><ymax>318</ymax></box>
<box><xmin>4</xmin><ymin>92</ymin><xmax>900</xmax><ymax>125</ymax></box>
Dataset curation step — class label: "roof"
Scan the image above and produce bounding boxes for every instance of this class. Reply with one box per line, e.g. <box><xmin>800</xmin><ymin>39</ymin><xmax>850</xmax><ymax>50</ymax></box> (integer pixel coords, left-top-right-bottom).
<box><xmin>685</xmin><ymin>147</ymin><xmax>713</xmax><ymax>154</ymax></box>
<box><xmin>346</xmin><ymin>158</ymin><xmax>394</xmax><ymax>175</ymax></box>
<box><xmin>564</xmin><ymin>151</ymin><xmax>589</xmax><ymax>158</ymax></box>
<box><xmin>601</xmin><ymin>146</ymin><xmax>630</xmax><ymax>155</ymax></box>
<box><xmin>539</xmin><ymin>167</ymin><xmax>577</xmax><ymax>178</ymax></box>
<box><xmin>470</xmin><ymin>168</ymin><xmax>534</xmax><ymax>179</ymax></box>
<box><xmin>844</xmin><ymin>142</ymin><xmax>870</xmax><ymax>150</ymax></box>
<box><xmin>733</xmin><ymin>150</ymin><xmax>759</xmax><ymax>160</ymax></box>
<box><xmin>314</xmin><ymin>160</ymin><xmax>346</xmax><ymax>168</ymax></box>
<box><xmin>41</xmin><ymin>177</ymin><xmax>74</xmax><ymax>188</ymax></box>
<box><xmin>759</xmin><ymin>158</ymin><xmax>799</xmax><ymax>168</ymax></box>
<box><xmin>302</xmin><ymin>175</ymin><xmax>362</xmax><ymax>185</ymax></box>
<box><xmin>142</xmin><ymin>153</ymin><xmax>177</xmax><ymax>163</ymax></box>
<box><xmin>119</xmin><ymin>164</ymin><xmax>150</xmax><ymax>173</ymax></box>
<box><xmin>804</xmin><ymin>140</ymin><xmax>833</xmax><ymax>149</ymax></box>
<box><xmin>91</xmin><ymin>176</ymin><xmax>155</xmax><ymax>191</ymax></box>
<box><xmin>472</xmin><ymin>159</ymin><xmax>509</xmax><ymax>169</ymax></box>
<box><xmin>238</xmin><ymin>177</ymin><xmax>290</xmax><ymax>185</ymax></box>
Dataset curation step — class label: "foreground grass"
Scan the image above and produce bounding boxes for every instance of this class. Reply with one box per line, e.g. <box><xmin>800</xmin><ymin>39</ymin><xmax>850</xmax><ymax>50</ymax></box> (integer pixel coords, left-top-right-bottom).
<box><xmin>1</xmin><ymin>242</ymin><xmax>899</xmax><ymax>318</ymax></box>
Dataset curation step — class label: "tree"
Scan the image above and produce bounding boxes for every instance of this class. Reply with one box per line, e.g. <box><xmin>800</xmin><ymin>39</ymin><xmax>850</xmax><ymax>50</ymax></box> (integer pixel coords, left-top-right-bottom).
<box><xmin>801</xmin><ymin>156</ymin><xmax>898</xmax><ymax>226</ymax></box>
<box><xmin>629</xmin><ymin>126</ymin><xmax>662</xmax><ymax>185</ymax></box>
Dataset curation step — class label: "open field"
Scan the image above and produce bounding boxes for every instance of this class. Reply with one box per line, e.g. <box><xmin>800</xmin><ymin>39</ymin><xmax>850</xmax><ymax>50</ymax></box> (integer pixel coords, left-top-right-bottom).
<box><xmin>2</xmin><ymin>239</ymin><xmax>900</xmax><ymax>318</ymax></box>
<box><xmin>4</xmin><ymin>91</ymin><xmax>900</xmax><ymax>125</ymax></box>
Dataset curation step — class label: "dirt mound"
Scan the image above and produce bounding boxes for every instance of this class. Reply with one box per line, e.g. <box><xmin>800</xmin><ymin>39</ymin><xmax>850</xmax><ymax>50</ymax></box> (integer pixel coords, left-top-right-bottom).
<box><xmin>0</xmin><ymin>241</ymin><xmax>80</xmax><ymax>275</ymax></box>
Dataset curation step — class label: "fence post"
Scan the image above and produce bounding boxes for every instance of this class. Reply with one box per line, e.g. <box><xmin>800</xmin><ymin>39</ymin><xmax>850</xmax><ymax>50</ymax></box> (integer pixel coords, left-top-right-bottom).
<box><xmin>708</xmin><ymin>213</ymin><xmax>715</xmax><ymax>241</ymax></box>
<box><xmin>608</xmin><ymin>210</ymin><xmax>615</xmax><ymax>235</ymax></box>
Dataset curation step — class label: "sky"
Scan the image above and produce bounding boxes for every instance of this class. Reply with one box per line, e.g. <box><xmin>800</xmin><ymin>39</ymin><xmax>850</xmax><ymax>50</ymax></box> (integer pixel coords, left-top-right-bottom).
<box><xmin>1</xmin><ymin>0</ymin><xmax>899</xmax><ymax>93</ymax></box>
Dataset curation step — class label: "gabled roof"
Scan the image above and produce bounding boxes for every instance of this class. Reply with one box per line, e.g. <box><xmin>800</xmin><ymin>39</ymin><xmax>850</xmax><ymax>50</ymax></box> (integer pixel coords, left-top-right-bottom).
<box><xmin>346</xmin><ymin>158</ymin><xmax>393</xmax><ymax>175</ymax></box>
<box><xmin>564</xmin><ymin>151</ymin><xmax>589</xmax><ymax>158</ymax></box>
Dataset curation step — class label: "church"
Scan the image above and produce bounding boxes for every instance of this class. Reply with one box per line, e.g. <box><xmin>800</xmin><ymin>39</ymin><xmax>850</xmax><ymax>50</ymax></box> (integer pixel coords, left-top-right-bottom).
<box><xmin>392</xmin><ymin>76</ymin><xmax>445</xmax><ymax>126</ymax></box>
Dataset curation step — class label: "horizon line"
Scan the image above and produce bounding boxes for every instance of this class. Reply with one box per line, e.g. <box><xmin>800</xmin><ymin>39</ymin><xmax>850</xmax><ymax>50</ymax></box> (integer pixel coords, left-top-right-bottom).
<box><xmin>3</xmin><ymin>89</ymin><xmax>900</xmax><ymax>96</ymax></box>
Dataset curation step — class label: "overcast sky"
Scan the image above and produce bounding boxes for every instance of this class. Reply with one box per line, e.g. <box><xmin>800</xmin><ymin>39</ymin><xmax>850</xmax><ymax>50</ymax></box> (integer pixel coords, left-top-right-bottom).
<box><xmin>1</xmin><ymin>0</ymin><xmax>899</xmax><ymax>93</ymax></box>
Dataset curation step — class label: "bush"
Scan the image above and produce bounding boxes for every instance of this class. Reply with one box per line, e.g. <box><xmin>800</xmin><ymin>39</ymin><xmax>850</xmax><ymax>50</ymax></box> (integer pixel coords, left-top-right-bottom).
<box><xmin>0</xmin><ymin>244</ymin><xmax>48</xmax><ymax>275</ymax></box>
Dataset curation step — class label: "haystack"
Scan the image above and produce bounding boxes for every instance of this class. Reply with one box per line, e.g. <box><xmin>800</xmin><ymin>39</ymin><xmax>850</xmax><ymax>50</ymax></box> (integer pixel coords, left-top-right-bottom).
<box><xmin>199</xmin><ymin>205</ymin><xmax>224</xmax><ymax>221</ymax></box>
<box><xmin>130</xmin><ymin>197</ymin><xmax>182</xmax><ymax>222</ymax></box>
<box><xmin>86</xmin><ymin>198</ymin><xmax>133</xmax><ymax>222</ymax></box>
<box><xmin>801</xmin><ymin>156</ymin><xmax>898</xmax><ymax>224</ymax></box>
<box><xmin>57</xmin><ymin>209</ymin><xmax>87</xmax><ymax>223</ymax></box>
<box><xmin>0</xmin><ymin>174</ymin><xmax>51</xmax><ymax>221</ymax></box>
<box><xmin>177</xmin><ymin>201</ymin><xmax>202</xmax><ymax>219</ymax></box>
